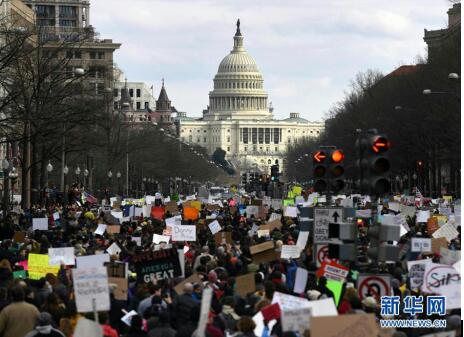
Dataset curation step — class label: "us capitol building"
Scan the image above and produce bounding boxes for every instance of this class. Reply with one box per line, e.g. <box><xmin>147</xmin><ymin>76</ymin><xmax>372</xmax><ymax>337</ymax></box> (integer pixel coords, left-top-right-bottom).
<box><xmin>175</xmin><ymin>20</ymin><xmax>324</xmax><ymax>174</ymax></box>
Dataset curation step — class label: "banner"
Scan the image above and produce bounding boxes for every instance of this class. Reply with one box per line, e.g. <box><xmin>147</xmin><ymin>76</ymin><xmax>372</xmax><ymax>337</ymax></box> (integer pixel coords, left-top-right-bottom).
<box><xmin>132</xmin><ymin>248</ymin><xmax>182</xmax><ymax>284</ymax></box>
<box><xmin>48</xmin><ymin>247</ymin><xmax>75</xmax><ymax>266</ymax></box>
<box><xmin>183</xmin><ymin>207</ymin><xmax>199</xmax><ymax>221</ymax></box>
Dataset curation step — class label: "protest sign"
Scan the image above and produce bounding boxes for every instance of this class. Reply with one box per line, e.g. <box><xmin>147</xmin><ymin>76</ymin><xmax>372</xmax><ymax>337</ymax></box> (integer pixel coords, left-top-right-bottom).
<box><xmin>271</xmin><ymin>199</ymin><xmax>282</xmax><ymax>210</ymax></box>
<box><xmin>208</xmin><ymin>220</ymin><xmax>222</xmax><ymax>235</ymax></box>
<box><xmin>153</xmin><ymin>234</ymin><xmax>171</xmax><ymax>244</ymax></box>
<box><xmin>172</xmin><ymin>224</ymin><xmax>196</xmax><ymax>241</ymax></box>
<box><xmin>293</xmin><ymin>267</ymin><xmax>308</xmax><ymax>294</ymax></box>
<box><xmin>28</xmin><ymin>254</ymin><xmax>59</xmax><ymax>280</ymax></box>
<box><xmin>183</xmin><ymin>207</ymin><xmax>199</xmax><ymax>220</ymax></box>
<box><xmin>142</xmin><ymin>205</ymin><xmax>151</xmax><ymax>217</ymax></box>
<box><xmin>296</xmin><ymin>231</ymin><xmax>310</xmax><ymax>249</ymax></box>
<box><xmin>316</xmin><ymin>260</ymin><xmax>349</xmax><ymax>282</ymax></box>
<box><xmin>432</xmin><ymin>223</ymin><xmax>459</xmax><ymax>241</ymax></box>
<box><xmin>260</xmin><ymin>219</ymin><xmax>282</xmax><ymax>231</ymax></box>
<box><xmin>250</xmin><ymin>241</ymin><xmax>279</xmax><ymax>263</ymax></box>
<box><xmin>190</xmin><ymin>200</ymin><xmax>202</xmax><ymax>211</ymax></box>
<box><xmin>74</xmin><ymin>318</ymin><xmax>103</xmax><ymax>337</ymax></box>
<box><xmin>246</xmin><ymin>205</ymin><xmax>260</xmax><ymax>218</ymax></box>
<box><xmin>427</xmin><ymin>217</ymin><xmax>439</xmax><ymax>234</ymax></box>
<box><xmin>400</xmin><ymin>205</ymin><xmax>416</xmax><ymax>218</ymax></box>
<box><xmin>76</xmin><ymin>254</ymin><xmax>110</xmax><ymax>269</ymax></box>
<box><xmin>214</xmin><ymin>231</ymin><xmax>232</xmax><ymax>245</ymax></box>
<box><xmin>269</xmin><ymin>213</ymin><xmax>282</xmax><ymax>222</ymax></box>
<box><xmin>108</xmin><ymin>277</ymin><xmax>128</xmax><ymax>300</ymax></box>
<box><xmin>32</xmin><ymin>218</ymin><xmax>48</xmax><ymax>231</ymax></box>
<box><xmin>407</xmin><ymin>259</ymin><xmax>432</xmax><ymax>289</ymax></box>
<box><xmin>272</xmin><ymin>291</ymin><xmax>311</xmax><ymax>311</ymax></box>
<box><xmin>94</xmin><ymin>224</ymin><xmax>107</xmax><ymax>236</ymax></box>
<box><xmin>326</xmin><ymin>279</ymin><xmax>343</xmax><ymax>306</ymax></box>
<box><xmin>355</xmin><ymin>209</ymin><xmax>372</xmax><ymax>218</ymax></box>
<box><xmin>439</xmin><ymin>247</ymin><xmax>460</xmax><ymax>265</ymax></box>
<box><xmin>151</xmin><ymin>206</ymin><xmax>165</xmax><ymax>220</ymax></box>
<box><xmin>132</xmin><ymin>248</ymin><xmax>182</xmax><ymax>284</ymax></box>
<box><xmin>310</xmin><ymin>314</ymin><xmax>378</xmax><ymax>337</ymax></box>
<box><xmin>431</xmin><ymin>237</ymin><xmax>449</xmax><ymax>255</ymax></box>
<box><xmin>284</xmin><ymin>206</ymin><xmax>298</xmax><ymax>218</ymax></box>
<box><xmin>281</xmin><ymin>245</ymin><xmax>301</xmax><ymax>259</ymax></box>
<box><xmin>283</xmin><ymin>199</ymin><xmax>295</xmax><ymax>207</ymax></box>
<box><xmin>106</xmin><ymin>225</ymin><xmax>120</xmax><ymax>234</ymax></box>
<box><xmin>417</xmin><ymin>210</ymin><xmax>430</xmax><ymax>223</ymax></box>
<box><xmin>257</xmin><ymin>229</ymin><xmax>270</xmax><ymax>238</ymax></box>
<box><xmin>235</xmin><ymin>273</ymin><xmax>256</xmax><ymax>297</ymax></box>
<box><xmin>48</xmin><ymin>247</ymin><xmax>75</xmax><ymax>266</ymax></box>
<box><xmin>73</xmin><ymin>267</ymin><xmax>110</xmax><ymax>313</ymax></box>
<box><xmin>281</xmin><ymin>307</ymin><xmax>312</xmax><ymax>334</ymax></box>
<box><xmin>422</xmin><ymin>263</ymin><xmax>460</xmax><ymax>294</ymax></box>
<box><xmin>197</xmin><ymin>288</ymin><xmax>213</xmax><ymax>336</ymax></box>
<box><xmin>292</xmin><ymin>186</ymin><xmax>302</xmax><ymax>196</ymax></box>
<box><xmin>411</xmin><ymin>238</ymin><xmax>432</xmax><ymax>253</ymax></box>
<box><xmin>106</xmin><ymin>242</ymin><xmax>121</xmax><ymax>256</ymax></box>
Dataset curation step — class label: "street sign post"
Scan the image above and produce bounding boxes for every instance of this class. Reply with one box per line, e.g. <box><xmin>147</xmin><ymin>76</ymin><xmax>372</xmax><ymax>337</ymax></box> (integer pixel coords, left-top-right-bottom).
<box><xmin>313</xmin><ymin>207</ymin><xmax>343</xmax><ymax>243</ymax></box>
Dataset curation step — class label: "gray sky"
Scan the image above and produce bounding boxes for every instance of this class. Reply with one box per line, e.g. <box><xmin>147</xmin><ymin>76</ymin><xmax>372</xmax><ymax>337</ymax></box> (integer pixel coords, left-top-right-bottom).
<box><xmin>91</xmin><ymin>0</ymin><xmax>452</xmax><ymax>121</ymax></box>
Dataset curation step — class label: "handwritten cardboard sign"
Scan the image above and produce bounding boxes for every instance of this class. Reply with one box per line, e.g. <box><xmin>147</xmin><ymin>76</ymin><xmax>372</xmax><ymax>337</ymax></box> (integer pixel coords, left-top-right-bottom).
<box><xmin>235</xmin><ymin>273</ymin><xmax>256</xmax><ymax>297</ymax></box>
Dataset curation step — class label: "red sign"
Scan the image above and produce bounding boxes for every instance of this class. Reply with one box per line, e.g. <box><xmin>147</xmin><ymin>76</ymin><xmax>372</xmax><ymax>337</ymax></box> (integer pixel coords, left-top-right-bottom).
<box><xmin>316</xmin><ymin>260</ymin><xmax>349</xmax><ymax>282</ymax></box>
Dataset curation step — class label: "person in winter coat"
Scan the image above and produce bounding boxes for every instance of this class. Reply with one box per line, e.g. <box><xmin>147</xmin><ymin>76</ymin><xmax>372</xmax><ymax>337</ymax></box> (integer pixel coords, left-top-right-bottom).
<box><xmin>24</xmin><ymin>312</ymin><xmax>66</xmax><ymax>337</ymax></box>
<box><xmin>236</xmin><ymin>316</ymin><xmax>257</xmax><ymax>337</ymax></box>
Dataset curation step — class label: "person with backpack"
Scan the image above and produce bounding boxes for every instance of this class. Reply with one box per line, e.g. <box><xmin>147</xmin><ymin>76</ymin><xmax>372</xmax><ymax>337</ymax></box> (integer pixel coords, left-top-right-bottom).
<box><xmin>217</xmin><ymin>297</ymin><xmax>240</xmax><ymax>334</ymax></box>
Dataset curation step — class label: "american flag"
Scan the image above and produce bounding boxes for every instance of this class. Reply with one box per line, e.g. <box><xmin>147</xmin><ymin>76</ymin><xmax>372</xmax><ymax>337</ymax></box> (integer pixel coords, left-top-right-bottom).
<box><xmin>413</xmin><ymin>186</ymin><xmax>423</xmax><ymax>199</ymax></box>
<box><xmin>82</xmin><ymin>191</ymin><xmax>98</xmax><ymax>204</ymax></box>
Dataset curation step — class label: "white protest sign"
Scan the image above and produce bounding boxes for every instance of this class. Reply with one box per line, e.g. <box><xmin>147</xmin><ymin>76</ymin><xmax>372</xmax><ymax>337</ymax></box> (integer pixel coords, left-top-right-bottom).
<box><xmin>314</xmin><ymin>208</ymin><xmax>343</xmax><ymax>243</ymax></box>
<box><xmin>76</xmin><ymin>254</ymin><xmax>110</xmax><ymax>269</ymax></box>
<box><xmin>53</xmin><ymin>212</ymin><xmax>60</xmax><ymax>221</ymax></box>
<box><xmin>48</xmin><ymin>247</ymin><xmax>75</xmax><ymax>266</ymax></box>
<box><xmin>400</xmin><ymin>205</ymin><xmax>417</xmax><ymax>218</ymax></box>
<box><xmin>153</xmin><ymin>234</ymin><xmax>171</xmax><ymax>244</ymax></box>
<box><xmin>281</xmin><ymin>245</ymin><xmax>301</xmax><ymax>259</ymax></box>
<box><xmin>132</xmin><ymin>237</ymin><xmax>142</xmax><ymax>246</ymax></box>
<box><xmin>421</xmin><ymin>263</ymin><xmax>460</xmax><ymax>294</ymax></box>
<box><xmin>172</xmin><ymin>224</ymin><xmax>196</xmax><ymax>241</ymax></box>
<box><xmin>411</xmin><ymin>238</ymin><xmax>432</xmax><ymax>253</ymax></box>
<box><xmin>32</xmin><ymin>218</ymin><xmax>48</xmax><ymax>231</ymax></box>
<box><xmin>281</xmin><ymin>307</ymin><xmax>312</xmax><ymax>334</ymax></box>
<box><xmin>271</xmin><ymin>199</ymin><xmax>282</xmax><ymax>210</ymax></box>
<box><xmin>432</xmin><ymin>223</ymin><xmax>459</xmax><ymax>241</ymax></box>
<box><xmin>208</xmin><ymin>220</ymin><xmax>222</xmax><ymax>235</ymax></box>
<box><xmin>106</xmin><ymin>242</ymin><xmax>121</xmax><ymax>256</ymax></box>
<box><xmin>284</xmin><ymin>206</ymin><xmax>298</xmax><ymax>218</ymax></box>
<box><xmin>94</xmin><ymin>224</ymin><xmax>107</xmax><ymax>236</ymax></box>
<box><xmin>416</xmin><ymin>210</ymin><xmax>430</xmax><ymax>223</ymax></box>
<box><xmin>142</xmin><ymin>205</ymin><xmax>151</xmax><ymax>218</ymax></box>
<box><xmin>439</xmin><ymin>247</ymin><xmax>460</xmax><ymax>265</ymax></box>
<box><xmin>246</xmin><ymin>205</ymin><xmax>260</xmax><ymax>218</ymax></box>
<box><xmin>269</xmin><ymin>213</ymin><xmax>282</xmax><ymax>222</ymax></box>
<box><xmin>296</xmin><ymin>231</ymin><xmax>309</xmax><ymax>249</ymax></box>
<box><xmin>110</xmin><ymin>211</ymin><xmax>123</xmax><ymax>219</ymax></box>
<box><xmin>295</xmin><ymin>196</ymin><xmax>305</xmax><ymax>205</ymax></box>
<box><xmin>438</xmin><ymin>283</ymin><xmax>461</xmax><ymax>310</ymax></box>
<box><xmin>145</xmin><ymin>195</ymin><xmax>156</xmax><ymax>205</ymax></box>
<box><xmin>165</xmin><ymin>215</ymin><xmax>182</xmax><ymax>227</ymax></box>
<box><xmin>388</xmin><ymin>202</ymin><xmax>400</xmax><ymax>212</ymax></box>
<box><xmin>72</xmin><ymin>267</ymin><xmax>110</xmax><ymax>313</ymax></box>
<box><xmin>272</xmin><ymin>291</ymin><xmax>311</xmax><ymax>311</ymax></box>
<box><xmin>197</xmin><ymin>287</ymin><xmax>213</xmax><ymax>335</ymax></box>
<box><xmin>293</xmin><ymin>267</ymin><xmax>308</xmax><ymax>294</ymax></box>
<box><xmin>305</xmin><ymin>297</ymin><xmax>338</xmax><ymax>317</ymax></box>
<box><xmin>407</xmin><ymin>259</ymin><xmax>432</xmax><ymax>289</ymax></box>
<box><xmin>133</xmin><ymin>207</ymin><xmax>143</xmax><ymax>218</ymax></box>
<box><xmin>257</xmin><ymin>229</ymin><xmax>270</xmax><ymax>238</ymax></box>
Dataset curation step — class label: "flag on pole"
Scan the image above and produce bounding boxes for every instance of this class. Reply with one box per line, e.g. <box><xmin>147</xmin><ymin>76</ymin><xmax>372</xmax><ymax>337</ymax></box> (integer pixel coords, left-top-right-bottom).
<box><xmin>413</xmin><ymin>186</ymin><xmax>423</xmax><ymax>199</ymax></box>
<box><xmin>82</xmin><ymin>191</ymin><xmax>98</xmax><ymax>204</ymax></box>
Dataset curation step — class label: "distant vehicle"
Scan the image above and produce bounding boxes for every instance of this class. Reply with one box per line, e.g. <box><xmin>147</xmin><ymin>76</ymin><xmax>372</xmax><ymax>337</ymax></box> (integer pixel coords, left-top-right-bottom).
<box><xmin>210</xmin><ymin>186</ymin><xmax>225</xmax><ymax>199</ymax></box>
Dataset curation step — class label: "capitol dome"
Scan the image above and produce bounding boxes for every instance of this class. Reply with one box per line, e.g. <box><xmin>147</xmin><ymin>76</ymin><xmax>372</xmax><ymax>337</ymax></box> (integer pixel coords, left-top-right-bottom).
<box><xmin>205</xmin><ymin>19</ymin><xmax>272</xmax><ymax>121</ymax></box>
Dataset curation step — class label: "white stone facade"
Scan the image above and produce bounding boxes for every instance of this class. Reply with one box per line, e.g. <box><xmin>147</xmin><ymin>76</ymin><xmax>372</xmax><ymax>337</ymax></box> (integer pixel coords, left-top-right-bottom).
<box><xmin>178</xmin><ymin>21</ymin><xmax>324</xmax><ymax>174</ymax></box>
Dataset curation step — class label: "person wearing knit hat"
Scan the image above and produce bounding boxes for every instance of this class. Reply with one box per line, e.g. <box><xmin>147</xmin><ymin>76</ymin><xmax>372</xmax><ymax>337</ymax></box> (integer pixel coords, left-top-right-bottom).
<box><xmin>24</xmin><ymin>312</ymin><xmax>65</xmax><ymax>337</ymax></box>
<box><xmin>307</xmin><ymin>290</ymin><xmax>321</xmax><ymax>301</ymax></box>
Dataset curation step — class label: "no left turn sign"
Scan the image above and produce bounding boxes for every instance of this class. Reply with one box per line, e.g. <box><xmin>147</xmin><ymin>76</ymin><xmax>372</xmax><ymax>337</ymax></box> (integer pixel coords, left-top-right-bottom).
<box><xmin>357</xmin><ymin>274</ymin><xmax>391</xmax><ymax>301</ymax></box>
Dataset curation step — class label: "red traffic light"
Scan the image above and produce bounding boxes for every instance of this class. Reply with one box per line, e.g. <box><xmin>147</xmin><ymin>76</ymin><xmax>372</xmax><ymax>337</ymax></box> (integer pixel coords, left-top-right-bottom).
<box><xmin>313</xmin><ymin>151</ymin><xmax>327</xmax><ymax>163</ymax></box>
<box><xmin>372</xmin><ymin>137</ymin><xmax>389</xmax><ymax>153</ymax></box>
<box><xmin>331</xmin><ymin>150</ymin><xmax>344</xmax><ymax>163</ymax></box>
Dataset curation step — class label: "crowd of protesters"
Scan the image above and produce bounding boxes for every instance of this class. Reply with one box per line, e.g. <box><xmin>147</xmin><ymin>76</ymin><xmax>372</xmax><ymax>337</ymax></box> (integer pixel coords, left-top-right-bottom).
<box><xmin>0</xmin><ymin>187</ymin><xmax>460</xmax><ymax>337</ymax></box>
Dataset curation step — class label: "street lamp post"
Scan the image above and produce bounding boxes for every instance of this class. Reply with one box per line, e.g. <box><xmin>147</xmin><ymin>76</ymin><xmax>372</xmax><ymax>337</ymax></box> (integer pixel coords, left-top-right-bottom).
<box><xmin>9</xmin><ymin>167</ymin><xmax>18</xmax><ymax>206</ymax></box>
<box><xmin>107</xmin><ymin>170</ymin><xmax>113</xmax><ymax>195</ymax></box>
<box><xmin>75</xmin><ymin>166</ymin><xmax>81</xmax><ymax>183</ymax></box>
<box><xmin>83</xmin><ymin>169</ymin><xmax>89</xmax><ymax>188</ymax></box>
<box><xmin>63</xmin><ymin>165</ymin><xmax>69</xmax><ymax>204</ymax></box>
<box><xmin>2</xmin><ymin>159</ymin><xmax>10</xmax><ymax>216</ymax></box>
<box><xmin>45</xmin><ymin>162</ymin><xmax>53</xmax><ymax>206</ymax></box>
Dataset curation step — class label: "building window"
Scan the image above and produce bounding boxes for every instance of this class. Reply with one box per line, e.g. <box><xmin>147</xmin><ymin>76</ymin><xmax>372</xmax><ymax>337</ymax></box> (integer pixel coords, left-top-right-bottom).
<box><xmin>145</xmin><ymin>102</ymin><xmax>149</xmax><ymax>109</ymax></box>
<box><xmin>89</xmin><ymin>51</ymin><xmax>96</xmax><ymax>59</ymax></box>
<box><xmin>252</xmin><ymin>128</ymin><xmax>257</xmax><ymax>144</ymax></box>
<box><xmin>204</xmin><ymin>137</ymin><xmax>207</xmax><ymax>143</ymax></box>
<box><xmin>259</xmin><ymin>147</ymin><xmax>263</xmax><ymax>151</ymax></box>
<box><xmin>243</xmin><ymin>128</ymin><xmax>248</xmax><ymax>144</ymax></box>
<box><xmin>265</xmin><ymin>128</ymin><xmax>270</xmax><ymax>144</ymax></box>
<box><xmin>98</xmin><ymin>52</ymin><xmax>105</xmax><ymax>59</ymax></box>
<box><xmin>275</xmin><ymin>159</ymin><xmax>279</xmax><ymax>165</ymax></box>
<box><xmin>227</xmin><ymin>146</ymin><xmax>230</xmax><ymax>152</ymax></box>
<box><xmin>113</xmin><ymin>89</ymin><xmax>118</xmax><ymax>97</ymax></box>
<box><xmin>266</xmin><ymin>147</ymin><xmax>270</xmax><ymax>152</ymax></box>
<box><xmin>273</xmin><ymin>128</ymin><xmax>280</xmax><ymax>144</ymax></box>
<box><xmin>59</xmin><ymin>6</ymin><xmax>77</xmax><ymax>18</ymax></box>
<box><xmin>268</xmin><ymin>159</ymin><xmax>271</xmax><ymax>164</ymax></box>
<box><xmin>189</xmin><ymin>135</ymin><xmax>192</xmax><ymax>142</ymax></box>
<box><xmin>129</xmin><ymin>89</ymin><xmax>134</xmax><ymax>97</ymax></box>
<box><xmin>227</xmin><ymin>137</ymin><xmax>230</xmax><ymax>142</ymax></box>
<box><xmin>275</xmin><ymin>147</ymin><xmax>278</xmax><ymax>152</ymax></box>
<box><xmin>244</xmin><ymin>146</ymin><xmax>247</xmax><ymax>151</ymax></box>
<box><xmin>253</xmin><ymin>145</ymin><xmax>257</xmax><ymax>151</ymax></box>
<box><xmin>227</xmin><ymin>129</ymin><xmax>230</xmax><ymax>132</ymax></box>
<box><xmin>258</xmin><ymin>128</ymin><xmax>264</xmax><ymax>144</ymax></box>
<box><xmin>189</xmin><ymin>130</ymin><xmax>192</xmax><ymax>133</ymax></box>
<box><xmin>136</xmin><ymin>102</ymin><xmax>141</xmax><ymax>110</ymax></box>
<box><xmin>204</xmin><ymin>130</ymin><xmax>207</xmax><ymax>133</ymax></box>
<box><xmin>136</xmin><ymin>89</ymin><xmax>141</xmax><ymax>97</ymax></box>
<box><xmin>197</xmin><ymin>138</ymin><xmax>200</xmax><ymax>142</ymax></box>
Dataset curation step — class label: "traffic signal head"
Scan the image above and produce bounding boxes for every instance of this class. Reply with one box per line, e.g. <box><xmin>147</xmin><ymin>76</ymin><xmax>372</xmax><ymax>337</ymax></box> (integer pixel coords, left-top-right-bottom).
<box><xmin>328</xmin><ymin>243</ymin><xmax>357</xmax><ymax>261</ymax></box>
<box><xmin>271</xmin><ymin>165</ymin><xmax>279</xmax><ymax>182</ymax></box>
<box><xmin>329</xmin><ymin>149</ymin><xmax>345</xmax><ymax>192</ymax></box>
<box><xmin>312</xmin><ymin>150</ymin><xmax>328</xmax><ymax>192</ymax></box>
<box><xmin>358</xmin><ymin>131</ymin><xmax>391</xmax><ymax>196</ymax></box>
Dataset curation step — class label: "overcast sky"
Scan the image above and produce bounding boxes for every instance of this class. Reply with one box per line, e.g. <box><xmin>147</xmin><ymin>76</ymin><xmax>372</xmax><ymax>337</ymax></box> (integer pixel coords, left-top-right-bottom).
<box><xmin>91</xmin><ymin>0</ymin><xmax>452</xmax><ymax>121</ymax></box>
